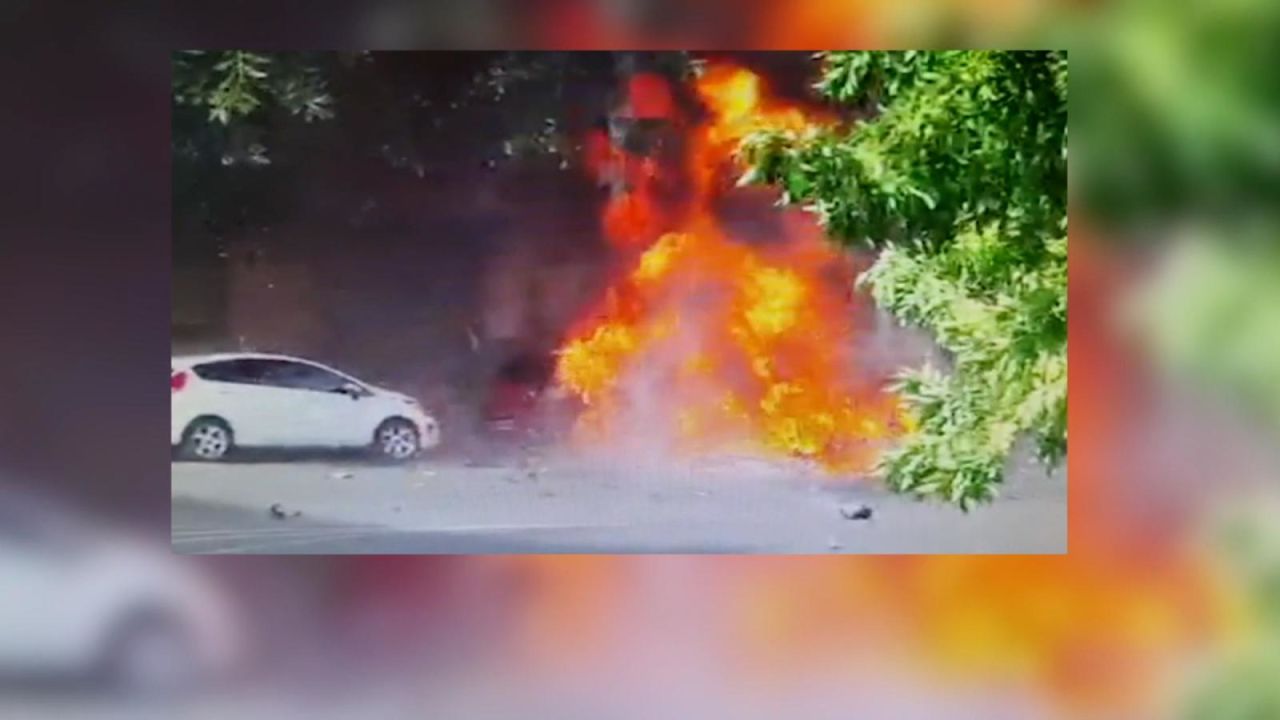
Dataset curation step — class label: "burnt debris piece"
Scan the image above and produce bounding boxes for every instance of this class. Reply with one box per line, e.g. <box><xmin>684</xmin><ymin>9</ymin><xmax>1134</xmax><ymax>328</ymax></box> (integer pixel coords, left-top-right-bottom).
<box><xmin>269</xmin><ymin>502</ymin><xmax>302</xmax><ymax>520</ymax></box>
<box><xmin>839</xmin><ymin>504</ymin><xmax>874</xmax><ymax>521</ymax></box>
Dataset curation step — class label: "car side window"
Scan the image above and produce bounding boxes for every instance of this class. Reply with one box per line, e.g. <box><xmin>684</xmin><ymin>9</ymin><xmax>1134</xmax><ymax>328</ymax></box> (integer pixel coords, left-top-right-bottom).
<box><xmin>193</xmin><ymin>359</ymin><xmax>272</xmax><ymax>385</ymax></box>
<box><xmin>264</xmin><ymin>361</ymin><xmax>349</xmax><ymax>393</ymax></box>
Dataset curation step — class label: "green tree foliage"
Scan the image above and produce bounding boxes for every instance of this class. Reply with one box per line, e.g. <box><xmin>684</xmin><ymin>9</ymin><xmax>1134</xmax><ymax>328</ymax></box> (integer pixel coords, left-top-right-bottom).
<box><xmin>173</xmin><ymin>51</ymin><xmax>335</xmax><ymax>127</ymax></box>
<box><xmin>171</xmin><ymin>52</ymin><xmax>689</xmax><ymax>234</ymax></box>
<box><xmin>171</xmin><ymin>51</ymin><xmax>345</xmax><ymax>237</ymax></box>
<box><xmin>742</xmin><ymin>51</ymin><xmax>1067</xmax><ymax>507</ymax></box>
<box><xmin>171</xmin><ymin>51</ymin><xmax>688</xmax><ymax>170</ymax></box>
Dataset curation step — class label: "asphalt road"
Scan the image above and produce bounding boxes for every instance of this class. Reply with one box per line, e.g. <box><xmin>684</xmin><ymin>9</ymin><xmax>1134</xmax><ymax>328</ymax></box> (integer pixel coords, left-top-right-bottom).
<box><xmin>171</xmin><ymin>446</ymin><xmax>1066</xmax><ymax>554</ymax></box>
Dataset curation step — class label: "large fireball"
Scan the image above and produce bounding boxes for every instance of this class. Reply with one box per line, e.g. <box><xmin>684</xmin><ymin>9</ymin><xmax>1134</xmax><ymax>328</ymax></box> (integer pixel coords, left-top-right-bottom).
<box><xmin>557</xmin><ymin>65</ymin><xmax>911</xmax><ymax>474</ymax></box>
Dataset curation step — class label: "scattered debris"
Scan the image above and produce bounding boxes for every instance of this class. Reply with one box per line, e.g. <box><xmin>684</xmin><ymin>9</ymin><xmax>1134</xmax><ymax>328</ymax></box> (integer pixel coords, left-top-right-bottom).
<box><xmin>839</xmin><ymin>504</ymin><xmax>874</xmax><ymax>521</ymax></box>
<box><xmin>332</xmin><ymin>471</ymin><xmax>354</xmax><ymax>480</ymax></box>
<box><xmin>526</xmin><ymin>470</ymin><xmax>539</xmax><ymax>480</ymax></box>
<box><xmin>828</xmin><ymin>537</ymin><xmax>843</xmax><ymax>551</ymax></box>
<box><xmin>419</xmin><ymin>469</ymin><xmax>436</xmax><ymax>478</ymax></box>
<box><xmin>268</xmin><ymin>503</ymin><xmax>301</xmax><ymax>520</ymax></box>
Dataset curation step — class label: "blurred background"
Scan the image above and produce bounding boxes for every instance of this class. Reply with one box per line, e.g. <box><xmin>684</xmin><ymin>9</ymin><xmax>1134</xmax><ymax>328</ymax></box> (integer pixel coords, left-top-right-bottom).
<box><xmin>4</xmin><ymin>0</ymin><xmax>1280</xmax><ymax>717</ymax></box>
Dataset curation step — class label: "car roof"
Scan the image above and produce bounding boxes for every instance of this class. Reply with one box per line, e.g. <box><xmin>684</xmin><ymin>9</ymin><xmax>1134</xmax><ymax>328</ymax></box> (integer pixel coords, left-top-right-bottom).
<box><xmin>173</xmin><ymin>352</ymin><xmax>324</xmax><ymax>367</ymax></box>
<box><xmin>171</xmin><ymin>352</ymin><xmax>375</xmax><ymax>386</ymax></box>
<box><xmin>171</xmin><ymin>352</ymin><xmax>368</xmax><ymax>382</ymax></box>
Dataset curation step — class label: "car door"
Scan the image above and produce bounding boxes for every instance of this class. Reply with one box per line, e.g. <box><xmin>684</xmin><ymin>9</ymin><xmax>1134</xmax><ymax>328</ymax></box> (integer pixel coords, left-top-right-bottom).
<box><xmin>191</xmin><ymin>359</ymin><xmax>300</xmax><ymax>447</ymax></box>
<box><xmin>262</xmin><ymin>361</ymin><xmax>371</xmax><ymax>447</ymax></box>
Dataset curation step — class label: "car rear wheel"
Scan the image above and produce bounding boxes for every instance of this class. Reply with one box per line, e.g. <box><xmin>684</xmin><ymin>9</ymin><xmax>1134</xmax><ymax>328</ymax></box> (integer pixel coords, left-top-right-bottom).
<box><xmin>179</xmin><ymin>417</ymin><xmax>233</xmax><ymax>461</ymax></box>
<box><xmin>374</xmin><ymin>418</ymin><xmax>420</xmax><ymax>462</ymax></box>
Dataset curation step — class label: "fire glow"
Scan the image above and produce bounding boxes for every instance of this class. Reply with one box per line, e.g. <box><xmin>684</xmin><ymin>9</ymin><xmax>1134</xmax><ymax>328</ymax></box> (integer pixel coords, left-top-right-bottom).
<box><xmin>555</xmin><ymin>64</ymin><xmax>912</xmax><ymax>473</ymax></box>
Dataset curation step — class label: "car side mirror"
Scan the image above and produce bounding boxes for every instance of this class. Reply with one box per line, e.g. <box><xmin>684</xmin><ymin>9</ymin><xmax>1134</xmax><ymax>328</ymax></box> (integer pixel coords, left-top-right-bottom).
<box><xmin>337</xmin><ymin>382</ymin><xmax>365</xmax><ymax>399</ymax></box>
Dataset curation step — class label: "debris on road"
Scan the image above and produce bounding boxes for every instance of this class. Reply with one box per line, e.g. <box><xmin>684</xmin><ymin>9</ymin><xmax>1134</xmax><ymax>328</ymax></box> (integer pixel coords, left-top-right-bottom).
<box><xmin>517</xmin><ymin>453</ymin><xmax>546</xmax><ymax>479</ymax></box>
<box><xmin>538</xmin><ymin>490</ymin><xmax>556</xmax><ymax>498</ymax></box>
<box><xmin>332</xmin><ymin>471</ymin><xmax>354</xmax><ymax>480</ymax></box>
<box><xmin>828</xmin><ymin>537</ymin><xmax>843</xmax><ymax>550</ymax></box>
<box><xmin>419</xmin><ymin>469</ymin><xmax>437</xmax><ymax>477</ymax></box>
<box><xmin>268</xmin><ymin>503</ymin><xmax>302</xmax><ymax>520</ymax></box>
<box><xmin>839</xmin><ymin>504</ymin><xmax>874</xmax><ymax>521</ymax></box>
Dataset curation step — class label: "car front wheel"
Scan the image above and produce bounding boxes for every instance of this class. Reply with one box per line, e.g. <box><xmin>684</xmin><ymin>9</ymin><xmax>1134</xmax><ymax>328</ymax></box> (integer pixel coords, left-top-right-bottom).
<box><xmin>179</xmin><ymin>418</ymin><xmax>233</xmax><ymax>461</ymax></box>
<box><xmin>373</xmin><ymin>418</ymin><xmax>420</xmax><ymax>462</ymax></box>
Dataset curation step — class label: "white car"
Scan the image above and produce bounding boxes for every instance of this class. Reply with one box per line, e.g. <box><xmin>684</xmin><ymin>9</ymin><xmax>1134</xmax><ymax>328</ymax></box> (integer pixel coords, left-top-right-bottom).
<box><xmin>0</xmin><ymin>485</ymin><xmax>243</xmax><ymax>693</ymax></box>
<box><xmin>171</xmin><ymin>352</ymin><xmax>441</xmax><ymax>462</ymax></box>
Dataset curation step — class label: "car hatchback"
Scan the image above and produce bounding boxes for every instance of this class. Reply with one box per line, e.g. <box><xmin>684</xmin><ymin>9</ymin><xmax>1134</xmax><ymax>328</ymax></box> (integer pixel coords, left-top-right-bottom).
<box><xmin>171</xmin><ymin>353</ymin><xmax>440</xmax><ymax>461</ymax></box>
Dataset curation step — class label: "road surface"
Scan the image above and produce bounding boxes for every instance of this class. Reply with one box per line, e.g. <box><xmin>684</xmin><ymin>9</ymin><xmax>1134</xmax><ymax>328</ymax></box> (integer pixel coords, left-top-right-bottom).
<box><xmin>171</xmin><ymin>447</ymin><xmax>1066</xmax><ymax>553</ymax></box>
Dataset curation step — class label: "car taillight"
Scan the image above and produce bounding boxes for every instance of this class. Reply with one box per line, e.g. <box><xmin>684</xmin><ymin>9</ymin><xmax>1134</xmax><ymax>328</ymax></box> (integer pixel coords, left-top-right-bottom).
<box><xmin>171</xmin><ymin>371</ymin><xmax>188</xmax><ymax>392</ymax></box>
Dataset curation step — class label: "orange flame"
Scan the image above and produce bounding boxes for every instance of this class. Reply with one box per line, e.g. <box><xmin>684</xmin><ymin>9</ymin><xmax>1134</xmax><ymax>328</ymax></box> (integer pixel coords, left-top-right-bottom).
<box><xmin>556</xmin><ymin>64</ymin><xmax>905</xmax><ymax>473</ymax></box>
<box><xmin>696</xmin><ymin>64</ymin><xmax>818</xmax><ymax>149</ymax></box>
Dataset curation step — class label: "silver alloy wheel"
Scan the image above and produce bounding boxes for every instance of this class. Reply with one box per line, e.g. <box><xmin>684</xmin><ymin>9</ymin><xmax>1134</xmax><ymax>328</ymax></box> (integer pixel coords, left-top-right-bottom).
<box><xmin>189</xmin><ymin>423</ymin><xmax>230</xmax><ymax>460</ymax></box>
<box><xmin>378</xmin><ymin>422</ymin><xmax>419</xmax><ymax>460</ymax></box>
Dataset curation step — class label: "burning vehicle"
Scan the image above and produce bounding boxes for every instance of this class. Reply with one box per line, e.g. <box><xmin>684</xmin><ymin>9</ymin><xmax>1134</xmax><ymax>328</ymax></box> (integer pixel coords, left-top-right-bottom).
<box><xmin>548</xmin><ymin>62</ymin><xmax>912</xmax><ymax>472</ymax></box>
<box><xmin>481</xmin><ymin>351</ymin><xmax>581</xmax><ymax>445</ymax></box>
